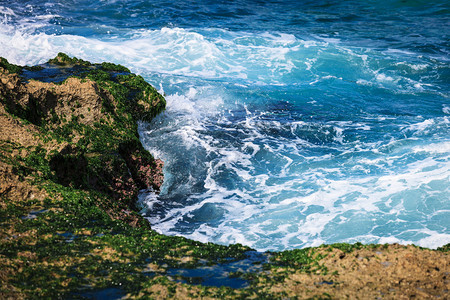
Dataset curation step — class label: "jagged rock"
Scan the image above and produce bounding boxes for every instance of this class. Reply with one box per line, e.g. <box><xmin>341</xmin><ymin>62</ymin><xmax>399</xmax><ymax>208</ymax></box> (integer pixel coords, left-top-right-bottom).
<box><xmin>0</xmin><ymin>55</ymin><xmax>165</xmax><ymax>227</ymax></box>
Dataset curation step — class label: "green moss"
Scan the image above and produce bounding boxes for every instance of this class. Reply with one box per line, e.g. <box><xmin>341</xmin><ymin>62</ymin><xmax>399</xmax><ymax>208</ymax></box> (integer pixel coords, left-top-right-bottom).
<box><xmin>324</xmin><ymin>242</ymin><xmax>366</xmax><ymax>253</ymax></box>
<box><xmin>86</xmin><ymin>69</ymin><xmax>112</xmax><ymax>82</ymax></box>
<box><xmin>23</xmin><ymin>146</ymin><xmax>51</xmax><ymax>177</ymax></box>
<box><xmin>437</xmin><ymin>243</ymin><xmax>450</xmax><ymax>252</ymax></box>
<box><xmin>0</xmin><ymin>57</ymin><xmax>23</xmax><ymax>74</ymax></box>
<box><xmin>101</xmin><ymin>62</ymin><xmax>130</xmax><ymax>73</ymax></box>
<box><xmin>47</xmin><ymin>52</ymin><xmax>91</xmax><ymax>66</ymax></box>
<box><xmin>116</xmin><ymin>73</ymin><xmax>166</xmax><ymax>121</ymax></box>
<box><xmin>24</xmin><ymin>65</ymin><xmax>44</xmax><ymax>71</ymax></box>
<box><xmin>271</xmin><ymin>247</ymin><xmax>327</xmax><ymax>275</ymax></box>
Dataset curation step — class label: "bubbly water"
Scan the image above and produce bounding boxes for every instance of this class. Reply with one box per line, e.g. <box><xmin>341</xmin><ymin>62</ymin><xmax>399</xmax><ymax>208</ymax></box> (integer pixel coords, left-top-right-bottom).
<box><xmin>1</xmin><ymin>0</ymin><xmax>449</xmax><ymax>251</ymax></box>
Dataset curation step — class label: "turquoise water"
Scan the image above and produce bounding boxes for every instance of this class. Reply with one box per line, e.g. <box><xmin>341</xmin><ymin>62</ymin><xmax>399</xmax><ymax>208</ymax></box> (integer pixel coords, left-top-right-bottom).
<box><xmin>1</xmin><ymin>0</ymin><xmax>449</xmax><ymax>251</ymax></box>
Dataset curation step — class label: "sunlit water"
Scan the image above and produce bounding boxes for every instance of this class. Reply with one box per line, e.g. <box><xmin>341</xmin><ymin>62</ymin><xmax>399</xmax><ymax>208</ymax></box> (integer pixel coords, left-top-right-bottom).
<box><xmin>1</xmin><ymin>0</ymin><xmax>449</xmax><ymax>251</ymax></box>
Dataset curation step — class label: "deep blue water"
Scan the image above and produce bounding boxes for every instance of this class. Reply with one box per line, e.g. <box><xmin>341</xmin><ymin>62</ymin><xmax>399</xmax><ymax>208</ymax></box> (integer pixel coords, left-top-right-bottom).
<box><xmin>1</xmin><ymin>0</ymin><xmax>449</xmax><ymax>251</ymax></box>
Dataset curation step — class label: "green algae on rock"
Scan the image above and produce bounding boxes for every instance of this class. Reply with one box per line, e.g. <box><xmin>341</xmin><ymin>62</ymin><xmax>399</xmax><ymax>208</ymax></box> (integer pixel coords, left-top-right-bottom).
<box><xmin>1</xmin><ymin>56</ymin><xmax>162</xmax><ymax>215</ymax></box>
<box><xmin>0</xmin><ymin>54</ymin><xmax>449</xmax><ymax>299</ymax></box>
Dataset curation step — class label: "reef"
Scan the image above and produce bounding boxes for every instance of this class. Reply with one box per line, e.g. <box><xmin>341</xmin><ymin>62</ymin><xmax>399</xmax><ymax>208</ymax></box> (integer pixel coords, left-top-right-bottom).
<box><xmin>0</xmin><ymin>54</ymin><xmax>448</xmax><ymax>299</ymax></box>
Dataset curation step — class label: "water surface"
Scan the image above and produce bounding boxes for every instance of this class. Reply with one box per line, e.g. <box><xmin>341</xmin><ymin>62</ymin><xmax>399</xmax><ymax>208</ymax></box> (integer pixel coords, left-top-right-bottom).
<box><xmin>1</xmin><ymin>0</ymin><xmax>449</xmax><ymax>251</ymax></box>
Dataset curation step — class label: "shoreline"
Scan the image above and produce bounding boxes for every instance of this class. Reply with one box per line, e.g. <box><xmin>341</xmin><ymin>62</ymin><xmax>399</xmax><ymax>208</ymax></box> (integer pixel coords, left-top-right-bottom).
<box><xmin>0</xmin><ymin>54</ymin><xmax>448</xmax><ymax>299</ymax></box>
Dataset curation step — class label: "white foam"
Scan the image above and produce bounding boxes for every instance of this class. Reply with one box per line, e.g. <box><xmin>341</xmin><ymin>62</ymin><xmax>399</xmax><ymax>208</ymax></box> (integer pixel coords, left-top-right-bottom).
<box><xmin>35</xmin><ymin>14</ymin><xmax>60</xmax><ymax>20</ymax></box>
<box><xmin>0</xmin><ymin>6</ymin><xmax>16</xmax><ymax>16</ymax></box>
<box><xmin>416</xmin><ymin>232</ymin><xmax>450</xmax><ymax>249</ymax></box>
<box><xmin>166</xmin><ymin>93</ymin><xmax>197</xmax><ymax>114</ymax></box>
<box><xmin>144</xmin><ymin>135</ymin><xmax>450</xmax><ymax>250</ymax></box>
<box><xmin>3</xmin><ymin>4</ymin><xmax>449</xmax><ymax>251</ymax></box>
<box><xmin>305</xmin><ymin>58</ymin><xmax>316</xmax><ymax>71</ymax></box>
<box><xmin>395</xmin><ymin>62</ymin><xmax>428</xmax><ymax>71</ymax></box>
<box><xmin>356</xmin><ymin>79</ymin><xmax>373</xmax><ymax>86</ymax></box>
<box><xmin>385</xmin><ymin>48</ymin><xmax>415</xmax><ymax>56</ymax></box>
<box><xmin>413</xmin><ymin>142</ymin><xmax>450</xmax><ymax>154</ymax></box>
<box><xmin>376</xmin><ymin>73</ymin><xmax>395</xmax><ymax>82</ymax></box>
<box><xmin>260</xmin><ymin>32</ymin><xmax>297</xmax><ymax>45</ymax></box>
<box><xmin>443</xmin><ymin>105</ymin><xmax>450</xmax><ymax>114</ymax></box>
<box><xmin>333</xmin><ymin>126</ymin><xmax>344</xmax><ymax>143</ymax></box>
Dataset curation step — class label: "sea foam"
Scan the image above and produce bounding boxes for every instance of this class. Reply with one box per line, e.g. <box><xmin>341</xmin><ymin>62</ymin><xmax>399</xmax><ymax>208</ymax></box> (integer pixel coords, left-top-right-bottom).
<box><xmin>1</xmin><ymin>2</ymin><xmax>448</xmax><ymax>251</ymax></box>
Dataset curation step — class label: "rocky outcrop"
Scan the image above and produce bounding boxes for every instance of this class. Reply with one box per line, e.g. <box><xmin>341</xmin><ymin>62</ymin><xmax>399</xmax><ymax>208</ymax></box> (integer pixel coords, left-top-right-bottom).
<box><xmin>0</xmin><ymin>54</ymin><xmax>165</xmax><ymax>227</ymax></box>
<box><xmin>1</xmin><ymin>72</ymin><xmax>107</xmax><ymax>127</ymax></box>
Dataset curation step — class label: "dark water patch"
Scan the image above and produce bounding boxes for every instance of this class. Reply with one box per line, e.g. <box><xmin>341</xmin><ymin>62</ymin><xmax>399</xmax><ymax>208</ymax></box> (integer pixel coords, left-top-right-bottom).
<box><xmin>56</xmin><ymin>231</ymin><xmax>77</xmax><ymax>243</ymax></box>
<box><xmin>21</xmin><ymin>209</ymin><xmax>48</xmax><ymax>220</ymax></box>
<box><xmin>21</xmin><ymin>63</ymin><xmax>130</xmax><ymax>84</ymax></box>
<box><xmin>22</xmin><ymin>64</ymin><xmax>93</xmax><ymax>83</ymax></box>
<box><xmin>167</xmin><ymin>251</ymin><xmax>269</xmax><ymax>289</ymax></box>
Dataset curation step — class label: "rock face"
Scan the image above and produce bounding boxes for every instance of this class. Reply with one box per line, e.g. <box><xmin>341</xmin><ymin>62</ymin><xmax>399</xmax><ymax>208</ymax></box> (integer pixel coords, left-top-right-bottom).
<box><xmin>1</xmin><ymin>74</ymin><xmax>106</xmax><ymax>127</ymax></box>
<box><xmin>0</xmin><ymin>54</ymin><xmax>165</xmax><ymax>227</ymax></box>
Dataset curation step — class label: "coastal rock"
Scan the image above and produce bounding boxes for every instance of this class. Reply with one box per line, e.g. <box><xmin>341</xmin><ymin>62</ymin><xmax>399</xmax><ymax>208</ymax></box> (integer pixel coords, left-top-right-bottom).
<box><xmin>269</xmin><ymin>243</ymin><xmax>449</xmax><ymax>299</ymax></box>
<box><xmin>119</xmin><ymin>139</ymin><xmax>164</xmax><ymax>192</ymax></box>
<box><xmin>0</xmin><ymin>54</ymin><xmax>165</xmax><ymax>227</ymax></box>
<box><xmin>0</xmin><ymin>71</ymin><xmax>108</xmax><ymax>127</ymax></box>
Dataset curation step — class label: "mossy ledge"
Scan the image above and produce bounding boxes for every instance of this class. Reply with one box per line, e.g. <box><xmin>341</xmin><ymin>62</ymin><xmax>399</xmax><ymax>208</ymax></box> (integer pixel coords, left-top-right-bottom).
<box><xmin>0</xmin><ymin>54</ymin><xmax>448</xmax><ymax>299</ymax></box>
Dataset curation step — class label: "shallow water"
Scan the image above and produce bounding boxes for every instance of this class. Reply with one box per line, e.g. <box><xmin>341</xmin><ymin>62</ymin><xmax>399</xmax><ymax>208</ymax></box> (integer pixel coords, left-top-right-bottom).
<box><xmin>1</xmin><ymin>0</ymin><xmax>449</xmax><ymax>251</ymax></box>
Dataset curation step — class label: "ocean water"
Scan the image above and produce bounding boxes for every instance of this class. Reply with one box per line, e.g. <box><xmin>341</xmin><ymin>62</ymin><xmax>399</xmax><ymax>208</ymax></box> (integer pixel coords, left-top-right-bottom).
<box><xmin>1</xmin><ymin>0</ymin><xmax>449</xmax><ymax>251</ymax></box>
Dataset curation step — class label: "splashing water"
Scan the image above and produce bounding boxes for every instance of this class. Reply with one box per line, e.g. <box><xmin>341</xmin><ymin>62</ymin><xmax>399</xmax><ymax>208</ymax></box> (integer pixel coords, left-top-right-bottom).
<box><xmin>1</xmin><ymin>0</ymin><xmax>449</xmax><ymax>251</ymax></box>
